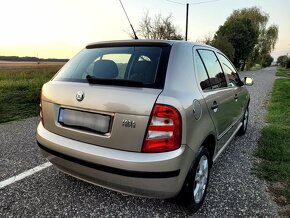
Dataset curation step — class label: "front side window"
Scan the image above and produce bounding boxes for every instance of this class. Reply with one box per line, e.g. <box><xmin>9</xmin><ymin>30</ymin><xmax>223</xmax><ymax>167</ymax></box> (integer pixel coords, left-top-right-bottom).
<box><xmin>217</xmin><ymin>53</ymin><xmax>242</xmax><ymax>87</ymax></box>
<box><xmin>53</xmin><ymin>46</ymin><xmax>170</xmax><ymax>88</ymax></box>
<box><xmin>198</xmin><ymin>49</ymin><xmax>227</xmax><ymax>89</ymax></box>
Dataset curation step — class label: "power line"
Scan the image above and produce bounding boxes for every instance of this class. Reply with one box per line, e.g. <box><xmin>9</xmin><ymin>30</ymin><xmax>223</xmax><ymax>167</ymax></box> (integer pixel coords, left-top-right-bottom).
<box><xmin>166</xmin><ymin>0</ymin><xmax>221</xmax><ymax>5</ymax></box>
<box><xmin>191</xmin><ymin>0</ymin><xmax>220</xmax><ymax>5</ymax></box>
<box><xmin>166</xmin><ymin>0</ymin><xmax>221</xmax><ymax>40</ymax></box>
<box><xmin>166</xmin><ymin>0</ymin><xmax>186</xmax><ymax>5</ymax></box>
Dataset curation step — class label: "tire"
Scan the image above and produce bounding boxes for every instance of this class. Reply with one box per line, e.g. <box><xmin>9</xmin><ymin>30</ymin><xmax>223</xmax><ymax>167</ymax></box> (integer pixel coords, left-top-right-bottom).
<box><xmin>171</xmin><ymin>147</ymin><xmax>211</xmax><ymax>213</ymax></box>
<box><xmin>238</xmin><ymin>106</ymin><xmax>249</xmax><ymax>135</ymax></box>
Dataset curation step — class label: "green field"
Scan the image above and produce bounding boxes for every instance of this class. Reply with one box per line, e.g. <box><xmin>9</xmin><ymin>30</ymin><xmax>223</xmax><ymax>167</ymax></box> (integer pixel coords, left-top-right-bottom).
<box><xmin>255</xmin><ymin>68</ymin><xmax>290</xmax><ymax>216</ymax></box>
<box><xmin>0</xmin><ymin>62</ymin><xmax>63</xmax><ymax>123</ymax></box>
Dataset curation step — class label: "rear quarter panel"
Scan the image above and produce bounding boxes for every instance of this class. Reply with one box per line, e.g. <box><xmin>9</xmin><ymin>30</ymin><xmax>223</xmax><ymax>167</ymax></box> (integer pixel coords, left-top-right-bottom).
<box><xmin>157</xmin><ymin>42</ymin><xmax>216</xmax><ymax>158</ymax></box>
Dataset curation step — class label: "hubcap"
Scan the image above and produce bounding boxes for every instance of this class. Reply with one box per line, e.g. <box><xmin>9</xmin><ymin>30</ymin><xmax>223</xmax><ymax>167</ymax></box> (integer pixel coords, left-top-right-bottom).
<box><xmin>243</xmin><ymin>109</ymin><xmax>249</xmax><ymax>131</ymax></box>
<box><xmin>193</xmin><ymin>155</ymin><xmax>209</xmax><ymax>203</ymax></box>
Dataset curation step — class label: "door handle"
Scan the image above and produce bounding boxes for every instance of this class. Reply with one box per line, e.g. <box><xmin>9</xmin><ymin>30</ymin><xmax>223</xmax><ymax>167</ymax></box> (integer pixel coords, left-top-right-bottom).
<box><xmin>211</xmin><ymin>101</ymin><xmax>218</xmax><ymax>112</ymax></box>
<box><xmin>234</xmin><ymin>94</ymin><xmax>238</xmax><ymax>101</ymax></box>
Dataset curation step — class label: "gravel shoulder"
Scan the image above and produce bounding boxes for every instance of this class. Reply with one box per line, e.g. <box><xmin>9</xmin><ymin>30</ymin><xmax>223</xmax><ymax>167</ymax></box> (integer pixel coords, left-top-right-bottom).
<box><xmin>195</xmin><ymin>67</ymin><xmax>279</xmax><ymax>217</ymax></box>
<box><xmin>0</xmin><ymin>67</ymin><xmax>279</xmax><ymax>217</ymax></box>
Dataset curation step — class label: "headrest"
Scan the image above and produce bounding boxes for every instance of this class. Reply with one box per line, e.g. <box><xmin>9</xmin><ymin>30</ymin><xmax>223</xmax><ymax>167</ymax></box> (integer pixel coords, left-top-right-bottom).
<box><xmin>93</xmin><ymin>60</ymin><xmax>118</xmax><ymax>79</ymax></box>
<box><xmin>133</xmin><ymin>61</ymin><xmax>152</xmax><ymax>73</ymax></box>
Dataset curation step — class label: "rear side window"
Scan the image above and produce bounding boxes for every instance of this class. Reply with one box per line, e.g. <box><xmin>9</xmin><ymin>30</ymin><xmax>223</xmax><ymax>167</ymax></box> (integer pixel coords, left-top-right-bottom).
<box><xmin>53</xmin><ymin>46</ymin><xmax>171</xmax><ymax>88</ymax></box>
<box><xmin>194</xmin><ymin>51</ymin><xmax>211</xmax><ymax>90</ymax></box>
<box><xmin>198</xmin><ymin>49</ymin><xmax>227</xmax><ymax>89</ymax></box>
<box><xmin>217</xmin><ymin>53</ymin><xmax>241</xmax><ymax>87</ymax></box>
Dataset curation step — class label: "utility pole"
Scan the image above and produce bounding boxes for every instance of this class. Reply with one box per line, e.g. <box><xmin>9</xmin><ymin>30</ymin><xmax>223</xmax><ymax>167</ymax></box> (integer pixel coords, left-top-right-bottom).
<box><xmin>185</xmin><ymin>3</ymin><xmax>189</xmax><ymax>41</ymax></box>
<box><xmin>167</xmin><ymin>0</ymin><xmax>219</xmax><ymax>41</ymax></box>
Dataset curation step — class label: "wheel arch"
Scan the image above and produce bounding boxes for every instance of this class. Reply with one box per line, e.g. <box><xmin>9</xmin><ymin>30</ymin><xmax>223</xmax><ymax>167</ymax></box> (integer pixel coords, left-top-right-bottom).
<box><xmin>199</xmin><ymin>134</ymin><xmax>216</xmax><ymax>166</ymax></box>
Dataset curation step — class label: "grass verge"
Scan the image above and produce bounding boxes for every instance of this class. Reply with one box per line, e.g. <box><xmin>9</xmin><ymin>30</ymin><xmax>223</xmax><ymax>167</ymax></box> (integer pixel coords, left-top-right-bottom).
<box><xmin>0</xmin><ymin>63</ymin><xmax>64</xmax><ymax>123</ymax></box>
<box><xmin>276</xmin><ymin>66</ymin><xmax>290</xmax><ymax>78</ymax></box>
<box><xmin>254</xmin><ymin>67</ymin><xmax>290</xmax><ymax>215</ymax></box>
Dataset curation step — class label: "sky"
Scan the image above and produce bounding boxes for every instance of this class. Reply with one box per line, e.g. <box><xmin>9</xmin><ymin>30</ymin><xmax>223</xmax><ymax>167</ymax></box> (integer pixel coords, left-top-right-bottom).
<box><xmin>0</xmin><ymin>0</ymin><xmax>289</xmax><ymax>60</ymax></box>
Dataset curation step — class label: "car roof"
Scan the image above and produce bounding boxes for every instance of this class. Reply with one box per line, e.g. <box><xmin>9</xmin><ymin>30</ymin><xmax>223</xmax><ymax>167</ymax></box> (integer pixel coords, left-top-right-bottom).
<box><xmin>85</xmin><ymin>39</ymin><xmax>216</xmax><ymax>50</ymax></box>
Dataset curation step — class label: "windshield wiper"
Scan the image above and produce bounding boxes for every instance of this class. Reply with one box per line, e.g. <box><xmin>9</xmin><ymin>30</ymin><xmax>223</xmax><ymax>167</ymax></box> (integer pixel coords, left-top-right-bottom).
<box><xmin>86</xmin><ymin>75</ymin><xmax>143</xmax><ymax>87</ymax></box>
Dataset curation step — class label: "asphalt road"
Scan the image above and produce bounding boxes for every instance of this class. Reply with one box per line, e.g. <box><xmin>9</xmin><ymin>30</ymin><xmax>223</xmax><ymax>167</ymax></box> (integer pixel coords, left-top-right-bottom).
<box><xmin>0</xmin><ymin>67</ymin><xmax>279</xmax><ymax>217</ymax></box>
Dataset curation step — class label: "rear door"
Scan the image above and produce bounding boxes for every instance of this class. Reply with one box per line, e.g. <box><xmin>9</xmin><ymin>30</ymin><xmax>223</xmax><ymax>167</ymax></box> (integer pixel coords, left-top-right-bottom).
<box><xmin>194</xmin><ymin>49</ymin><xmax>233</xmax><ymax>150</ymax></box>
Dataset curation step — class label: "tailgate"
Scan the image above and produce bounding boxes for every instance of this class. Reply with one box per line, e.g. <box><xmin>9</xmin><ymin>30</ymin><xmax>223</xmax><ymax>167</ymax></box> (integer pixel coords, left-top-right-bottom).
<box><xmin>41</xmin><ymin>81</ymin><xmax>162</xmax><ymax>152</ymax></box>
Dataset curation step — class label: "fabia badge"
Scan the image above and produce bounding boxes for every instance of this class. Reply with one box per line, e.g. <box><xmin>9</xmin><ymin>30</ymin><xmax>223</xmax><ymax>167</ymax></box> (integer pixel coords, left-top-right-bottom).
<box><xmin>122</xmin><ymin>120</ymin><xmax>136</xmax><ymax>128</ymax></box>
<box><xmin>76</xmin><ymin>90</ymin><xmax>85</xmax><ymax>102</ymax></box>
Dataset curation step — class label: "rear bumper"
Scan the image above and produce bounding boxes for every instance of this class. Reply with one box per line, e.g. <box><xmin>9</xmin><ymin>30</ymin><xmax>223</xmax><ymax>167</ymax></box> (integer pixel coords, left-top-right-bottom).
<box><xmin>36</xmin><ymin>123</ymin><xmax>194</xmax><ymax>199</ymax></box>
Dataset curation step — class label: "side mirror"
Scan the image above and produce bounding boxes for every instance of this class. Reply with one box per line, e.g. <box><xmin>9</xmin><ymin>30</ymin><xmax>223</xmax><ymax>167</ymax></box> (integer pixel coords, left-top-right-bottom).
<box><xmin>244</xmin><ymin>77</ymin><xmax>253</xmax><ymax>86</ymax></box>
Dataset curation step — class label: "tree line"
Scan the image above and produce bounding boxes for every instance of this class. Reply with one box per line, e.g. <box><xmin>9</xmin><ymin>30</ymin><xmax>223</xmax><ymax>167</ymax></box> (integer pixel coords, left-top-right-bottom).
<box><xmin>208</xmin><ymin>7</ymin><xmax>278</xmax><ymax>71</ymax></box>
<box><xmin>0</xmin><ymin>56</ymin><xmax>68</xmax><ymax>62</ymax></box>
<box><xmin>132</xmin><ymin>7</ymin><xmax>278</xmax><ymax>71</ymax></box>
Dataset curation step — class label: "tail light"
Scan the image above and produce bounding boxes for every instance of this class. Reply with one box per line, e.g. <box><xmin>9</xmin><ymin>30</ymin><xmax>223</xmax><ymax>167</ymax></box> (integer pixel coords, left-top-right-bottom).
<box><xmin>142</xmin><ymin>104</ymin><xmax>182</xmax><ymax>153</ymax></box>
<box><xmin>39</xmin><ymin>89</ymin><xmax>44</xmax><ymax>127</ymax></box>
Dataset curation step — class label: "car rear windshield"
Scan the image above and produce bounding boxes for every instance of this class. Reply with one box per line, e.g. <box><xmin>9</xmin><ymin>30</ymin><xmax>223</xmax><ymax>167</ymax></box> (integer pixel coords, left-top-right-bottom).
<box><xmin>53</xmin><ymin>45</ymin><xmax>171</xmax><ymax>89</ymax></box>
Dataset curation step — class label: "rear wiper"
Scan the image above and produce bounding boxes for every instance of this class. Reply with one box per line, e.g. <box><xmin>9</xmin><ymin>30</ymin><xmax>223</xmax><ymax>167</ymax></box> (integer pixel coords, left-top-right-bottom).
<box><xmin>86</xmin><ymin>75</ymin><xmax>143</xmax><ymax>87</ymax></box>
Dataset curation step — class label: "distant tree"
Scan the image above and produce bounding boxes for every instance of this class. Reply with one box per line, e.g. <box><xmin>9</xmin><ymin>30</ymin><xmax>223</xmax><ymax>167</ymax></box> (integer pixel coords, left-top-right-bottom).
<box><xmin>211</xmin><ymin>7</ymin><xmax>278</xmax><ymax>71</ymax></box>
<box><xmin>198</xmin><ymin>32</ymin><xmax>213</xmax><ymax>45</ymax></box>
<box><xmin>260</xmin><ymin>54</ymin><xmax>273</xmax><ymax>67</ymax></box>
<box><xmin>213</xmin><ymin>17</ymin><xmax>258</xmax><ymax>70</ymax></box>
<box><xmin>211</xmin><ymin>35</ymin><xmax>235</xmax><ymax>62</ymax></box>
<box><xmin>132</xmin><ymin>11</ymin><xmax>183</xmax><ymax>40</ymax></box>
<box><xmin>198</xmin><ymin>33</ymin><xmax>235</xmax><ymax>62</ymax></box>
<box><xmin>0</xmin><ymin>56</ymin><xmax>68</xmax><ymax>62</ymax></box>
<box><xmin>230</xmin><ymin>7</ymin><xmax>278</xmax><ymax>70</ymax></box>
<box><xmin>277</xmin><ymin>55</ymin><xmax>288</xmax><ymax>67</ymax></box>
<box><xmin>247</xmin><ymin>26</ymin><xmax>278</xmax><ymax>69</ymax></box>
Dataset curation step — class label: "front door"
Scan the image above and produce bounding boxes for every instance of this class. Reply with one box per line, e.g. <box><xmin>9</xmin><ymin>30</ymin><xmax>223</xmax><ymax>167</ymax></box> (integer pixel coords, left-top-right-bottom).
<box><xmin>216</xmin><ymin>52</ymin><xmax>248</xmax><ymax>126</ymax></box>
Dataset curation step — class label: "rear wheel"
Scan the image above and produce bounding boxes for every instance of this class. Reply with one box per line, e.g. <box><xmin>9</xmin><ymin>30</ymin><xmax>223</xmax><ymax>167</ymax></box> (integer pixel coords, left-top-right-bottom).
<box><xmin>172</xmin><ymin>147</ymin><xmax>211</xmax><ymax>213</ymax></box>
<box><xmin>238</xmin><ymin>106</ymin><xmax>249</xmax><ymax>135</ymax></box>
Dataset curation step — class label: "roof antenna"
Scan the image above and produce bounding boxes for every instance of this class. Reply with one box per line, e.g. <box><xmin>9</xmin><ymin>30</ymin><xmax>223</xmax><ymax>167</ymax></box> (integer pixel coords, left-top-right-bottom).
<box><xmin>118</xmin><ymin>0</ymin><xmax>138</xmax><ymax>40</ymax></box>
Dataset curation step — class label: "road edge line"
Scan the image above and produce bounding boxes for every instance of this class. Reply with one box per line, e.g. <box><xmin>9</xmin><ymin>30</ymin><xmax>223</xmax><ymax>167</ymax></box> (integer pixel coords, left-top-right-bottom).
<box><xmin>0</xmin><ymin>162</ymin><xmax>52</xmax><ymax>189</ymax></box>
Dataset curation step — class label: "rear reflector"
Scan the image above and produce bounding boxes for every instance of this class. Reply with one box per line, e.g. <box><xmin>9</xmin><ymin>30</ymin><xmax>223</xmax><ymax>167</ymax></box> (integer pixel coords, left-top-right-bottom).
<box><xmin>142</xmin><ymin>104</ymin><xmax>182</xmax><ymax>153</ymax></box>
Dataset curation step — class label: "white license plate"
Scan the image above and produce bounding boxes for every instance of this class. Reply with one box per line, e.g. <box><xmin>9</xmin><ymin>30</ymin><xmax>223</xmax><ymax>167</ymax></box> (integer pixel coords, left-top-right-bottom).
<box><xmin>58</xmin><ymin>108</ymin><xmax>110</xmax><ymax>133</ymax></box>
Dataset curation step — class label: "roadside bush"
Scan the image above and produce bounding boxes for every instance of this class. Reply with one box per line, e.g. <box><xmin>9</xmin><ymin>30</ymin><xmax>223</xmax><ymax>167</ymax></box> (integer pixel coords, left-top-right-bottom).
<box><xmin>277</xmin><ymin>55</ymin><xmax>289</xmax><ymax>67</ymax></box>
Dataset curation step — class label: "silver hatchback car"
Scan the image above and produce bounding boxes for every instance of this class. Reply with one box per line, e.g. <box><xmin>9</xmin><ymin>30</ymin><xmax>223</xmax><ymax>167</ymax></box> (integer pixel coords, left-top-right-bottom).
<box><xmin>37</xmin><ymin>40</ymin><xmax>253</xmax><ymax>212</ymax></box>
